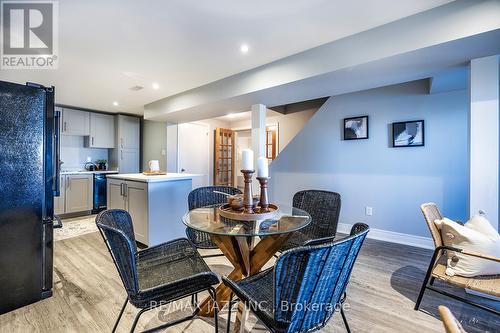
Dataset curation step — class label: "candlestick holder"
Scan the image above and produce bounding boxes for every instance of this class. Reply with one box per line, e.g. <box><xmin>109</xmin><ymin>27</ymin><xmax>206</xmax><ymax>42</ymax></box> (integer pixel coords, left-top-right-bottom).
<box><xmin>241</xmin><ymin>170</ymin><xmax>255</xmax><ymax>214</ymax></box>
<box><xmin>256</xmin><ymin>177</ymin><xmax>269</xmax><ymax>212</ymax></box>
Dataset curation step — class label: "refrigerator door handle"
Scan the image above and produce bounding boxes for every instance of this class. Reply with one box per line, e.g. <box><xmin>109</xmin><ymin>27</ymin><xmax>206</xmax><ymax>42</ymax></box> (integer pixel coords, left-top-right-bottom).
<box><xmin>53</xmin><ymin>110</ymin><xmax>61</xmax><ymax>196</ymax></box>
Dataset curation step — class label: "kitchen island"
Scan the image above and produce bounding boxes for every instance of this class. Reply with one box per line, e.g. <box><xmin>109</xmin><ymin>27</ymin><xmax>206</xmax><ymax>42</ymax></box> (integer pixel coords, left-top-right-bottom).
<box><xmin>106</xmin><ymin>173</ymin><xmax>196</xmax><ymax>246</ymax></box>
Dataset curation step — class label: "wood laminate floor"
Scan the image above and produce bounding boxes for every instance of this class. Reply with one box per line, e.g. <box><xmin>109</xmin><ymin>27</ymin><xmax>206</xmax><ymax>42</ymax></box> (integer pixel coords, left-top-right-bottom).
<box><xmin>0</xmin><ymin>223</ymin><xmax>498</xmax><ymax>332</ymax></box>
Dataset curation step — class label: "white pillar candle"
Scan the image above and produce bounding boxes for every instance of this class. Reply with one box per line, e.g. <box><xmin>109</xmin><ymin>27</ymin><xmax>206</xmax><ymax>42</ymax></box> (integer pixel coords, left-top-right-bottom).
<box><xmin>242</xmin><ymin>149</ymin><xmax>254</xmax><ymax>170</ymax></box>
<box><xmin>257</xmin><ymin>157</ymin><xmax>268</xmax><ymax>178</ymax></box>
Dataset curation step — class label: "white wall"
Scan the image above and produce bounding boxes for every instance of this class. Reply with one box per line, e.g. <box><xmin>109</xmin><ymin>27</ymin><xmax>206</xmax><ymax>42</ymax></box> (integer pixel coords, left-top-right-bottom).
<box><xmin>60</xmin><ymin>136</ymin><xmax>108</xmax><ymax>170</ymax></box>
<box><xmin>469</xmin><ymin>55</ymin><xmax>500</xmax><ymax>230</ymax></box>
<box><xmin>269</xmin><ymin>80</ymin><xmax>469</xmax><ymax>238</ymax></box>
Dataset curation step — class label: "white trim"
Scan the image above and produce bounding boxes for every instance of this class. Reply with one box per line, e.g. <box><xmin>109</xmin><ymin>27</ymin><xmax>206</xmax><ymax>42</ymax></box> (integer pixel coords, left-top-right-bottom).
<box><xmin>338</xmin><ymin>223</ymin><xmax>434</xmax><ymax>250</ymax></box>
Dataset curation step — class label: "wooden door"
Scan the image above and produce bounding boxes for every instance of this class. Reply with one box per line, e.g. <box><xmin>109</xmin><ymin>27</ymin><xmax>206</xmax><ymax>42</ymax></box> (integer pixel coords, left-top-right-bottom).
<box><xmin>214</xmin><ymin>128</ymin><xmax>235</xmax><ymax>186</ymax></box>
<box><xmin>266</xmin><ymin>127</ymin><xmax>277</xmax><ymax>161</ymax></box>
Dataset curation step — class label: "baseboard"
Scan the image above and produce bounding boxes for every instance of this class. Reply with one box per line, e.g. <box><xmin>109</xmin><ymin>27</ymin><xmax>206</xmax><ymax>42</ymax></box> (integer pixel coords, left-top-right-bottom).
<box><xmin>338</xmin><ymin>223</ymin><xmax>434</xmax><ymax>250</ymax></box>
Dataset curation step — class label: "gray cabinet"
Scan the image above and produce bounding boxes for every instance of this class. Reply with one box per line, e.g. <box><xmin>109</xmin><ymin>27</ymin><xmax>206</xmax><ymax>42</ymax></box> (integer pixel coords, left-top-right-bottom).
<box><xmin>107</xmin><ymin>178</ymin><xmax>126</xmax><ymax>210</ymax></box>
<box><xmin>119</xmin><ymin>149</ymin><xmax>140</xmax><ymax>174</ymax></box>
<box><xmin>61</xmin><ymin>108</ymin><xmax>90</xmax><ymax>136</ymax></box>
<box><xmin>65</xmin><ymin>174</ymin><xmax>93</xmax><ymax>213</ymax></box>
<box><xmin>54</xmin><ymin>175</ymin><xmax>65</xmax><ymax>215</ymax></box>
<box><xmin>86</xmin><ymin>113</ymin><xmax>115</xmax><ymax>148</ymax></box>
<box><xmin>119</xmin><ymin>115</ymin><xmax>140</xmax><ymax>149</ymax></box>
<box><xmin>111</xmin><ymin>115</ymin><xmax>140</xmax><ymax>173</ymax></box>
<box><xmin>56</xmin><ymin>174</ymin><xmax>93</xmax><ymax>215</ymax></box>
<box><xmin>126</xmin><ymin>181</ymin><xmax>148</xmax><ymax>244</ymax></box>
<box><xmin>107</xmin><ymin>179</ymin><xmax>148</xmax><ymax>244</ymax></box>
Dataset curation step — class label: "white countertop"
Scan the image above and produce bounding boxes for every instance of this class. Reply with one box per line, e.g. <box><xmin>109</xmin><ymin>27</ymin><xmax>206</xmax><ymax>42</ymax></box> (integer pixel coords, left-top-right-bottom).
<box><xmin>61</xmin><ymin>170</ymin><xmax>119</xmax><ymax>175</ymax></box>
<box><xmin>107</xmin><ymin>172</ymin><xmax>199</xmax><ymax>183</ymax></box>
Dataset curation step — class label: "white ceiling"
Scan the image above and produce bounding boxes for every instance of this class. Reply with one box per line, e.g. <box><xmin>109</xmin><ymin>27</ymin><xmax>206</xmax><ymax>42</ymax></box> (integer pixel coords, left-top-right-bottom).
<box><xmin>0</xmin><ymin>0</ymin><xmax>453</xmax><ymax>114</ymax></box>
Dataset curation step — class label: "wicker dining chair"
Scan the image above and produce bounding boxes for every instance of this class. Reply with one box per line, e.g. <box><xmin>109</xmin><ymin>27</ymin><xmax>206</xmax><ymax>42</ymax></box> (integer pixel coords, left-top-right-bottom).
<box><xmin>223</xmin><ymin>223</ymin><xmax>369</xmax><ymax>333</ymax></box>
<box><xmin>415</xmin><ymin>203</ymin><xmax>500</xmax><ymax>316</ymax></box>
<box><xmin>186</xmin><ymin>186</ymin><xmax>242</xmax><ymax>257</ymax></box>
<box><xmin>96</xmin><ymin>209</ymin><xmax>220</xmax><ymax>333</ymax></box>
<box><xmin>279</xmin><ymin>190</ymin><xmax>341</xmax><ymax>252</ymax></box>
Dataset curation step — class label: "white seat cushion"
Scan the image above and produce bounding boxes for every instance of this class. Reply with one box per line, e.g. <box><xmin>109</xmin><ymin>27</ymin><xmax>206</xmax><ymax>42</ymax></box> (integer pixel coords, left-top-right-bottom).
<box><xmin>434</xmin><ymin>217</ymin><xmax>500</xmax><ymax>277</ymax></box>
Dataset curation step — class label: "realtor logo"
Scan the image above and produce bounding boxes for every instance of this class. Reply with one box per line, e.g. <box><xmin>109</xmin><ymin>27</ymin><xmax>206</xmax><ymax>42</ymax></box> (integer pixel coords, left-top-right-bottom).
<box><xmin>1</xmin><ymin>0</ymin><xmax>58</xmax><ymax>69</ymax></box>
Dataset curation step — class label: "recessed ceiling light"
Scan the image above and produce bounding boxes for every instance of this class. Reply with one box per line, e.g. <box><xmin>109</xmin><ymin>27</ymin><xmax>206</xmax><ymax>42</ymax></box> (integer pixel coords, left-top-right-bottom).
<box><xmin>152</xmin><ymin>82</ymin><xmax>160</xmax><ymax>90</ymax></box>
<box><xmin>240</xmin><ymin>44</ymin><xmax>249</xmax><ymax>54</ymax></box>
<box><xmin>113</xmin><ymin>101</ymin><xmax>119</xmax><ymax>106</ymax></box>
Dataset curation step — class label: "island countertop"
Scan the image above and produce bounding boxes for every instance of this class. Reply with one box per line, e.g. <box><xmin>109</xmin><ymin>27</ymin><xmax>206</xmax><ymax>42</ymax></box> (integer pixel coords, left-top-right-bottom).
<box><xmin>107</xmin><ymin>172</ymin><xmax>199</xmax><ymax>183</ymax></box>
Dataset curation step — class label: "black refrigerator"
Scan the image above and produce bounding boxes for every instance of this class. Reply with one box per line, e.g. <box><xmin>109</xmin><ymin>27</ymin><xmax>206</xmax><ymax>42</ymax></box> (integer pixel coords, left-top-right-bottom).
<box><xmin>0</xmin><ymin>80</ymin><xmax>60</xmax><ymax>314</ymax></box>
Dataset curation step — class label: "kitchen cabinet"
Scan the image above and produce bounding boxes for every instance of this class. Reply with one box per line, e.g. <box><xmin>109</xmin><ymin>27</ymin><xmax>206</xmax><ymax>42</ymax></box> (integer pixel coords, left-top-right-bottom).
<box><xmin>65</xmin><ymin>174</ymin><xmax>93</xmax><ymax>213</ymax></box>
<box><xmin>107</xmin><ymin>179</ymin><xmax>148</xmax><ymax>244</ymax></box>
<box><xmin>110</xmin><ymin>115</ymin><xmax>140</xmax><ymax>173</ymax></box>
<box><xmin>61</xmin><ymin>108</ymin><xmax>90</xmax><ymax>136</ymax></box>
<box><xmin>119</xmin><ymin>149</ymin><xmax>140</xmax><ymax>174</ymax></box>
<box><xmin>107</xmin><ymin>178</ymin><xmax>126</xmax><ymax>210</ymax></box>
<box><xmin>54</xmin><ymin>175</ymin><xmax>65</xmax><ymax>215</ymax></box>
<box><xmin>85</xmin><ymin>113</ymin><xmax>115</xmax><ymax>148</ymax></box>
<box><xmin>125</xmin><ymin>181</ymin><xmax>148</xmax><ymax>244</ymax></box>
<box><xmin>107</xmin><ymin>174</ymin><xmax>192</xmax><ymax>246</ymax></box>
<box><xmin>119</xmin><ymin>115</ymin><xmax>140</xmax><ymax>149</ymax></box>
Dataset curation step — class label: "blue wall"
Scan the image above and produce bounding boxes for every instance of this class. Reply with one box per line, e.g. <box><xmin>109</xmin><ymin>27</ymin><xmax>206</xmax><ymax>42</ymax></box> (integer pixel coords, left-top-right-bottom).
<box><xmin>269</xmin><ymin>80</ymin><xmax>468</xmax><ymax>237</ymax></box>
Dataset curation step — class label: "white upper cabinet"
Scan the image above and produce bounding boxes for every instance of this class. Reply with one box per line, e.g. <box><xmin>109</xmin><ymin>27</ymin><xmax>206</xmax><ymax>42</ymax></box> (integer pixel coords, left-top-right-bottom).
<box><xmin>86</xmin><ymin>113</ymin><xmax>115</xmax><ymax>148</ymax></box>
<box><xmin>61</xmin><ymin>108</ymin><xmax>90</xmax><ymax>136</ymax></box>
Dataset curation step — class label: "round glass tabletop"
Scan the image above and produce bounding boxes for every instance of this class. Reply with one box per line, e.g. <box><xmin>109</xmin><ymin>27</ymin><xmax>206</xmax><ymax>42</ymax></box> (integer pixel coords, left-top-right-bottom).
<box><xmin>182</xmin><ymin>204</ymin><xmax>311</xmax><ymax>237</ymax></box>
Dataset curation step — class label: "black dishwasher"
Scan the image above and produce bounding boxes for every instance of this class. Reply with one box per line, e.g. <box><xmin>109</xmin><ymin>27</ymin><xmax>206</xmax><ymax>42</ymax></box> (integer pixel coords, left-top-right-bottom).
<box><xmin>93</xmin><ymin>173</ymin><xmax>107</xmax><ymax>213</ymax></box>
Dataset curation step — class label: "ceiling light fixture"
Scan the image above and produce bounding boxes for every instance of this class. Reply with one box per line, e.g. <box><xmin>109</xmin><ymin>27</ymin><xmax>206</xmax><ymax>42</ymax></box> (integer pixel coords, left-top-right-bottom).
<box><xmin>113</xmin><ymin>101</ymin><xmax>119</xmax><ymax>106</ymax></box>
<box><xmin>152</xmin><ymin>82</ymin><xmax>160</xmax><ymax>90</ymax></box>
<box><xmin>240</xmin><ymin>44</ymin><xmax>249</xmax><ymax>54</ymax></box>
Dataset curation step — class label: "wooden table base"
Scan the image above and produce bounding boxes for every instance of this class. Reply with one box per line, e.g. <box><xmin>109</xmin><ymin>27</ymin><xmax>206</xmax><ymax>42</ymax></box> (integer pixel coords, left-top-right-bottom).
<box><xmin>198</xmin><ymin>233</ymin><xmax>292</xmax><ymax>321</ymax></box>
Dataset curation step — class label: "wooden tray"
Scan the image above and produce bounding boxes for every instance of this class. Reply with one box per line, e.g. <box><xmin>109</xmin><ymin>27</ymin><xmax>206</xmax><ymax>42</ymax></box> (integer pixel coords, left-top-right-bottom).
<box><xmin>142</xmin><ymin>171</ymin><xmax>167</xmax><ymax>176</ymax></box>
<box><xmin>218</xmin><ymin>203</ymin><xmax>279</xmax><ymax>221</ymax></box>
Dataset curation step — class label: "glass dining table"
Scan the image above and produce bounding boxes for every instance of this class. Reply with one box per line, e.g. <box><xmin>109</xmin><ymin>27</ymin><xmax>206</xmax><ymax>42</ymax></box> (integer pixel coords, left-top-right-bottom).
<box><xmin>182</xmin><ymin>203</ymin><xmax>311</xmax><ymax>323</ymax></box>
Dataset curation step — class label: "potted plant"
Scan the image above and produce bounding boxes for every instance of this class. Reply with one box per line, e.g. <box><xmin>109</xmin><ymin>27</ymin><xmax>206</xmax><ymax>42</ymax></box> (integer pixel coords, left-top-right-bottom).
<box><xmin>95</xmin><ymin>159</ymin><xmax>107</xmax><ymax>171</ymax></box>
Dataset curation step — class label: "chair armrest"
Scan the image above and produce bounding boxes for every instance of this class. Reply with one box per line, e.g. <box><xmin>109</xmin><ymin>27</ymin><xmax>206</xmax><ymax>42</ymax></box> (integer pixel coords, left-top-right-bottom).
<box><xmin>435</xmin><ymin>245</ymin><xmax>500</xmax><ymax>263</ymax></box>
<box><xmin>222</xmin><ymin>276</ymin><xmax>250</xmax><ymax>304</ymax></box>
<box><xmin>460</xmin><ymin>250</ymin><xmax>500</xmax><ymax>263</ymax></box>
